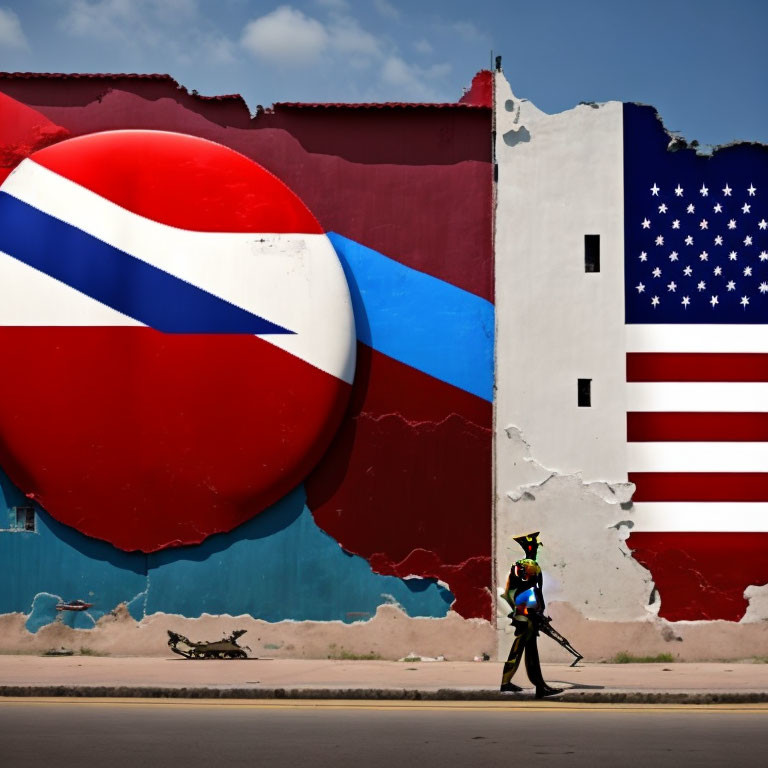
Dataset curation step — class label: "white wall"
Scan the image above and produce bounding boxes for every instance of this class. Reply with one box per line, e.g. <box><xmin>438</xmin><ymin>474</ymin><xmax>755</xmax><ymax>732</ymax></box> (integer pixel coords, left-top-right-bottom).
<box><xmin>493</xmin><ymin>72</ymin><xmax>768</xmax><ymax>662</ymax></box>
<box><xmin>494</xmin><ymin>75</ymin><xmax>628</xmax><ymax>481</ymax></box>
<box><xmin>493</xmin><ymin>72</ymin><xmax>654</xmax><ymax>648</ymax></box>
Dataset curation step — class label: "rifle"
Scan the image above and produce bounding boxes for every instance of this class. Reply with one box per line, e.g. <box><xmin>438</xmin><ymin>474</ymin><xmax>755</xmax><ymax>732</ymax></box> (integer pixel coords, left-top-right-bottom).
<box><xmin>531</xmin><ymin>614</ymin><xmax>583</xmax><ymax>667</ymax></box>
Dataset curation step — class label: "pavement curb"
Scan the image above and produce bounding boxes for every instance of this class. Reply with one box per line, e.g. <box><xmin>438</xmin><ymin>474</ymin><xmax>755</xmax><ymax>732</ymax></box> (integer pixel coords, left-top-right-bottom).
<box><xmin>2</xmin><ymin>686</ymin><xmax>767</xmax><ymax>704</ymax></box>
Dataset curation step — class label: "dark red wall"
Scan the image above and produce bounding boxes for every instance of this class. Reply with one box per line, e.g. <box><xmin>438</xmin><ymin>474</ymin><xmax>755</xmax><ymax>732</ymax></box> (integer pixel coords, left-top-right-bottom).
<box><xmin>0</xmin><ymin>72</ymin><xmax>494</xmax><ymax>620</ymax></box>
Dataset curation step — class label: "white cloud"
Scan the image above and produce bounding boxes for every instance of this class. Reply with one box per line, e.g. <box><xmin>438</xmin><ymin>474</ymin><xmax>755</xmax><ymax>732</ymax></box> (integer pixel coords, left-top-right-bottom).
<box><xmin>62</xmin><ymin>0</ymin><xmax>137</xmax><ymax>39</ymax></box>
<box><xmin>61</xmin><ymin>0</ymin><xmax>198</xmax><ymax>40</ymax></box>
<box><xmin>380</xmin><ymin>55</ymin><xmax>449</xmax><ymax>100</ymax></box>
<box><xmin>59</xmin><ymin>0</ymin><xmax>236</xmax><ymax>69</ymax></box>
<box><xmin>241</xmin><ymin>6</ymin><xmax>329</xmax><ymax>64</ymax></box>
<box><xmin>373</xmin><ymin>0</ymin><xmax>400</xmax><ymax>20</ymax></box>
<box><xmin>238</xmin><ymin>5</ymin><xmax>452</xmax><ymax>102</ymax></box>
<box><xmin>329</xmin><ymin>15</ymin><xmax>382</xmax><ymax>58</ymax></box>
<box><xmin>381</xmin><ymin>56</ymin><xmax>412</xmax><ymax>86</ymax></box>
<box><xmin>240</xmin><ymin>6</ymin><xmax>384</xmax><ymax>65</ymax></box>
<box><xmin>201</xmin><ymin>34</ymin><xmax>236</xmax><ymax>66</ymax></box>
<box><xmin>0</xmin><ymin>6</ymin><xmax>28</xmax><ymax>50</ymax></box>
<box><xmin>413</xmin><ymin>38</ymin><xmax>433</xmax><ymax>55</ymax></box>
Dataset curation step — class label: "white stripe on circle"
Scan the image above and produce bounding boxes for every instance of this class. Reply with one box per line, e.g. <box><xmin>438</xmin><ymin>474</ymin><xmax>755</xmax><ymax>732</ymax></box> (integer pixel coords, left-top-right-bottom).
<box><xmin>0</xmin><ymin>251</ymin><xmax>143</xmax><ymax>327</ymax></box>
<box><xmin>0</xmin><ymin>159</ymin><xmax>356</xmax><ymax>384</ymax></box>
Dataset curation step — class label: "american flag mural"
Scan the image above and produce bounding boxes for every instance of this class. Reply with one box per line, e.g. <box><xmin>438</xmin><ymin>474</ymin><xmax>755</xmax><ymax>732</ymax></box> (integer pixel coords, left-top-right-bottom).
<box><xmin>624</xmin><ymin>104</ymin><xmax>768</xmax><ymax>620</ymax></box>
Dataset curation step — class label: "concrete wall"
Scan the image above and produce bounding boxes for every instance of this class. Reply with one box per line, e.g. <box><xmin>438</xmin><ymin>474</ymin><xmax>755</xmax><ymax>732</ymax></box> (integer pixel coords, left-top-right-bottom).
<box><xmin>0</xmin><ymin>72</ymin><xmax>495</xmax><ymax>658</ymax></box>
<box><xmin>2</xmin><ymin>67</ymin><xmax>766</xmax><ymax>662</ymax></box>
<box><xmin>494</xmin><ymin>70</ymin><xmax>768</xmax><ymax>661</ymax></box>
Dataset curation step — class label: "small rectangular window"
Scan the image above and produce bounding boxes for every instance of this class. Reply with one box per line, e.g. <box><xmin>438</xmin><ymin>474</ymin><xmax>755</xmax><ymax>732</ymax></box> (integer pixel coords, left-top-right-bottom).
<box><xmin>584</xmin><ymin>234</ymin><xmax>600</xmax><ymax>272</ymax></box>
<box><xmin>12</xmin><ymin>506</ymin><xmax>35</xmax><ymax>531</ymax></box>
<box><xmin>578</xmin><ymin>379</ymin><xmax>592</xmax><ymax>407</ymax></box>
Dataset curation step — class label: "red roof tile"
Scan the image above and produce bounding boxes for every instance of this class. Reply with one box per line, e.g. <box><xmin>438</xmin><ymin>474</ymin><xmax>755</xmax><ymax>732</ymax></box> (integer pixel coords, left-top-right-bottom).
<box><xmin>272</xmin><ymin>101</ymin><xmax>489</xmax><ymax>111</ymax></box>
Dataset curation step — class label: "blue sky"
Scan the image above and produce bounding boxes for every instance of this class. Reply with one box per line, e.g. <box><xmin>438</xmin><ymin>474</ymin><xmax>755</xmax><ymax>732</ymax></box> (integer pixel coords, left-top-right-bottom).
<box><xmin>0</xmin><ymin>0</ymin><xmax>765</xmax><ymax>147</ymax></box>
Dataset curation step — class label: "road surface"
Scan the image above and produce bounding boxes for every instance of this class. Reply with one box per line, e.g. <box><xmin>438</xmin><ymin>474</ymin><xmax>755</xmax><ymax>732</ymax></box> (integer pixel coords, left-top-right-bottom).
<box><xmin>1</xmin><ymin>698</ymin><xmax>765</xmax><ymax>767</ymax></box>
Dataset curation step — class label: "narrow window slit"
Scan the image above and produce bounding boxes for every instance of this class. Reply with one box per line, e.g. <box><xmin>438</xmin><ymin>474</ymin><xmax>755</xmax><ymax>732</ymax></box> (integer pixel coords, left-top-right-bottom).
<box><xmin>578</xmin><ymin>379</ymin><xmax>592</xmax><ymax>407</ymax></box>
<box><xmin>584</xmin><ymin>234</ymin><xmax>600</xmax><ymax>272</ymax></box>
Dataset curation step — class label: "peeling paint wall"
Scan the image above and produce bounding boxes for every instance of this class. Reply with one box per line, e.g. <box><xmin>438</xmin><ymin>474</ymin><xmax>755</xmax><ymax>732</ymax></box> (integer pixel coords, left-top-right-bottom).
<box><xmin>0</xmin><ymin>71</ymin><xmax>494</xmax><ymax>656</ymax></box>
<box><xmin>494</xmin><ymin>72</ymin><xmax>647</xmax><ymax>626</ymax></box>
<box><xmin>4</xmin><ymin>66</ymin><xmax>764</xmax><ymax>662</ymax></box>
<box><xmin>0</xmin><ymin>476</ymin><xmax>455</xmax><ymax>630</ymax></box>
<box><xmin>0</xmin><ymin>604</ymin><xmax>495</xmax><ymax>661</ymax></box>
<box><xmin>494</xmin><ymin>69</ymin><xmax>768</xmax><ymax>659</ymax></box>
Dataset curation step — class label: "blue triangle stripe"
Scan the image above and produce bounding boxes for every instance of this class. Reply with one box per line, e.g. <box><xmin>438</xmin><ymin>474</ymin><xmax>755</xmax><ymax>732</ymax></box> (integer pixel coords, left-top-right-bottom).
<box><xmin>0</xmin><ymin>192</ymin><xmax>294</xmax><ymax>335</ymax></box>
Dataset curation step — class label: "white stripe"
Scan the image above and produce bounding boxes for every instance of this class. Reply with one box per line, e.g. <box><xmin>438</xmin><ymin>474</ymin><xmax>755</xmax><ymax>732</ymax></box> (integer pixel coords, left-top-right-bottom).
<box><xmin>629</xmin><ymin>502</ymin><xmax>768</xmax><ymax>532</ymax></box>
<box><xmin>627</xmin><ymin>382</ymin><xmax>768</xmax><ymax>412</ymax></box>
<box><xmin>0</xmin><ymin>252</ymin><xmax>143</xmax><ymax>327</ymax></box>
<box><xmin>0</xmin><ymin>160</ymin><xmax>356</xmax><ymax>384</ymax></box>
<box><xmin>627</xmin><ymin>442</ymin><xmax>768</xmax><ymax>473</ymax></box>
<box><xmin>626</xmin><ymin>324</ymin><xmax>768</xmax><ymax>353</ymax></box>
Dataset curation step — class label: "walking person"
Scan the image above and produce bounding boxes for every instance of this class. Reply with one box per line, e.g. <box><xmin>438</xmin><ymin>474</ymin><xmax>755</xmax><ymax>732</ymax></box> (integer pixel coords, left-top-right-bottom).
<box><xmin>500</xmin><ymin>532</ymin><xmax>563</xmax><ymax>698</ymax></box>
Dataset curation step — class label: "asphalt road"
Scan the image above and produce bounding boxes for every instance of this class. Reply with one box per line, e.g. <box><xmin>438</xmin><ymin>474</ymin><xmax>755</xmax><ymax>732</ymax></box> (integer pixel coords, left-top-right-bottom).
<box><xmin>1</xmin><ymin>699</ymin><xmax>766</xmax><ymax>768</ymax></box>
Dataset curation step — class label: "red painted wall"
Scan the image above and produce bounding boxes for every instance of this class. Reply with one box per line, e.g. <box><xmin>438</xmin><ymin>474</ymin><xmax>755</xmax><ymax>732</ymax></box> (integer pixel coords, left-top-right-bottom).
<box><xmin>0</xmin><ymin>73</ymin><xmax>494</xmax><ymax>620</ymax></box>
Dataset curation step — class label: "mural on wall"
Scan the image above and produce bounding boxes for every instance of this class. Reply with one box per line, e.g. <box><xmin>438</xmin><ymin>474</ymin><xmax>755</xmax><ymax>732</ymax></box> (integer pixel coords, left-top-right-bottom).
<box><xmin>623</xmin><ymin>103</ymin><xmax>768</xmax><ymax>621</ymax></box>
<box><xmin>3</xmin><ymin>64</ymin><xmax>767</xmax><ymax>656</ymax></box>
<box><xmin>494</xmin><ymin>69</ymin><xmax>768</xmax><ymax>649</ymax></box>
<box><xmin>0</xmin><ymin>71</ymin><xmax>494</xmax><ymax>632</ymax></box>
<box><xmin>0</xmin><ymin>128</ymin><xmax>356</xmax><ymax>551</ymax></box>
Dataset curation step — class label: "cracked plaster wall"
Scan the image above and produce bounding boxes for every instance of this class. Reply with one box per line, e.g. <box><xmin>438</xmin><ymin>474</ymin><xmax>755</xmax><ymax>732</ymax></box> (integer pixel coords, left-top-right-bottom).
<box><xmin>0</xmin><ymin>478</ymin><xmax>464</xmax><ymax>643</ymax></box>
<box><xmin>0</xmin><ymin>474</ymin><xmax>499</xmax><ymax>657</ymax></box>
<box><xmin>493</xmin><ymin>71</ymin><xmax>768</xmax><ymax>659</ymax></box>
<box><xmin>0</xmin><ymin>74</ymin><xmax>495</xmax><ymax>655</ymax></box>
<box><xmin>494</xmin><ymin>71</ymin><xmax>643</xmax><ymax>635</ymax></box>
<box><xmin>498</xmin><ymin>426</ymin><xmax>653</xmax><ymax>626</ymax></box>
<box><xmin>0</xmin><ymin>604</ymin><xmax>495</xmax><ymax>660</ymax></box>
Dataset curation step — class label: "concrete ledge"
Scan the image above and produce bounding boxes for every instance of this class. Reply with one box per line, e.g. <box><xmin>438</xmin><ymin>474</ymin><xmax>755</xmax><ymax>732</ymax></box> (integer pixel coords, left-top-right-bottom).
<box><xmin>2</xmin><ymin>686</ymin><xmax>768</xmax><ymax>704</ymax></box>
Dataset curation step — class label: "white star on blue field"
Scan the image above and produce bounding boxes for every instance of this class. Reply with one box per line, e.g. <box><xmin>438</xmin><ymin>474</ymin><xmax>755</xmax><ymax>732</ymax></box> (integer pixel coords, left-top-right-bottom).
<box><xmin>0</xmin><ymin>0</ymin><xmax>766</xmax><ymax>147</ymax></box>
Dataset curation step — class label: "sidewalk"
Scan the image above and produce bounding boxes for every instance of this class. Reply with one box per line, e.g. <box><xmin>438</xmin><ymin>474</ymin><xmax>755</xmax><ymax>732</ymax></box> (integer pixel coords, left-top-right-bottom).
<box><xmin>2</xmin><ymin>656</ymin><xmax>768</xmax><ymax>703</ymax></box>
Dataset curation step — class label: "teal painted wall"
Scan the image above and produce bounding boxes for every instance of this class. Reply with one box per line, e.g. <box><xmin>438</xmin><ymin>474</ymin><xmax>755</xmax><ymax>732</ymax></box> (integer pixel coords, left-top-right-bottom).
<box><xmin>0</xmin><ymin>472</ymin><xmax>453</xmax><ymax>632</ymax></box>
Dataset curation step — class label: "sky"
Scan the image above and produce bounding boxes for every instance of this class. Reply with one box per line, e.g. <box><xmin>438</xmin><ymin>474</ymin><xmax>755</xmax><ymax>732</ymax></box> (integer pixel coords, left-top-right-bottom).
<box><xmin>0</xmin><ymin>0</ymin><xmax>766</xmax><ymax>147</ymax></box>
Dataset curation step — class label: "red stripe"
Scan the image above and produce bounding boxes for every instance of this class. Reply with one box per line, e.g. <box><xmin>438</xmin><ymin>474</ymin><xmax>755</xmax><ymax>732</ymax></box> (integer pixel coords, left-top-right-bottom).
<box><xmin>306</xmin><ymin>343</ymin><xmax>492</xmax><ymax>620</ymax></box>
<box><xmin>627</xmin><ymin>412</ymin><xmax>768</xmax><ymax>441</ymax></box>
<box><xmin>0</xmin><ymin>91</ymin><xmax>69</xmax><ymax>148</ymax></box>
<box><xmin>627</xmin><ymin>352</ymin><xmax>768</xmax><ymax>382</ymax></box>
<box><xmin>627</xmin><ymin>532</ymin><xmax>768</xmax><ymax>621</ymax></box>
<box><xmin>630</xmin><ymin>472</ymin><xmax>768</xmax><ymax>501</ymax></box>
<box><xmin>25</xmin><ymin>87</ymin><xmax>494</xmax><ymax>300</ymax></box>
<box><xmin>0</xmin><ymin>327</ymin><xmax>349</xmax><ymax>552</ymax></box>
<box><xmin>32</xmin><ymin>131</ymin><xmax>322</xmax><ymax>233</ymax></box>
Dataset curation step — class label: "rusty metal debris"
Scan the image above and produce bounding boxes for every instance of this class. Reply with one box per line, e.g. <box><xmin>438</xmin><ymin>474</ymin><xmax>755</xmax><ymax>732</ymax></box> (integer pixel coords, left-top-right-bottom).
<box><xmin>167</xmin><ymin>629</ymin><xmax>251</xmax><ymax>660</ymax></box>
<box><xmin>55</xmin><ymin>599</ymin><xmax>93</xmax><ymax>612</ymax></box>
<box><xmin>43</xmin><ymin>647</ymin><xmax>74</xmax><ymax>656</ymax></box>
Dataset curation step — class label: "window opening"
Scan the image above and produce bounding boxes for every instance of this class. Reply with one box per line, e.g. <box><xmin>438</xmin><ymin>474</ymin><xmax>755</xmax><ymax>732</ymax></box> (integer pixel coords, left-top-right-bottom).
<box><xmin>584</xmin><ymin>234</ymin><xmax>600</xmax><ymax>272</ymax></box>
<box><xmin>11</xmin><ymin>506</ymin><xmax>35</xmax><ymax>531</ymax></box>
<box><xmin>578</xmin><ymin>378</ymin><xmax>592</xmax><ymax>407</ymax></box>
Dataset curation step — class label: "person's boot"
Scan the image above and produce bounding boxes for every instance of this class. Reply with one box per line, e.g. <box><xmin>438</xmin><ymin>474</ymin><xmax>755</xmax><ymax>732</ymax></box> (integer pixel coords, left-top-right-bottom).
<box><xmin>500</xmin><ymin>682</ymin><xmax>523</xmax><ymax>693</ymax></box>
<box><xmin>535</xmin><ymin>685</ymin><xmax>563</xmax><ymax>698</ymax></box>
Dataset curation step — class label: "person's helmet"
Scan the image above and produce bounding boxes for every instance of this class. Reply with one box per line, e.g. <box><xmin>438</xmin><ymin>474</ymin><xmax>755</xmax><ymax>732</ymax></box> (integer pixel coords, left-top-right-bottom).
<box><xmin>514</xmin><ymin>558</ymin><xmax>541</xmax><ymax>581</ymax></box>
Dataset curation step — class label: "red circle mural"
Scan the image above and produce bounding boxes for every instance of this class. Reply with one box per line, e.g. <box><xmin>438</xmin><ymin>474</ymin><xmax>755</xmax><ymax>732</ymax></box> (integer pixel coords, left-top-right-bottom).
<box><xmin>0</xmin><ymin>130</ymin><xmax>356</xmax><ymax>552</ymax></box>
